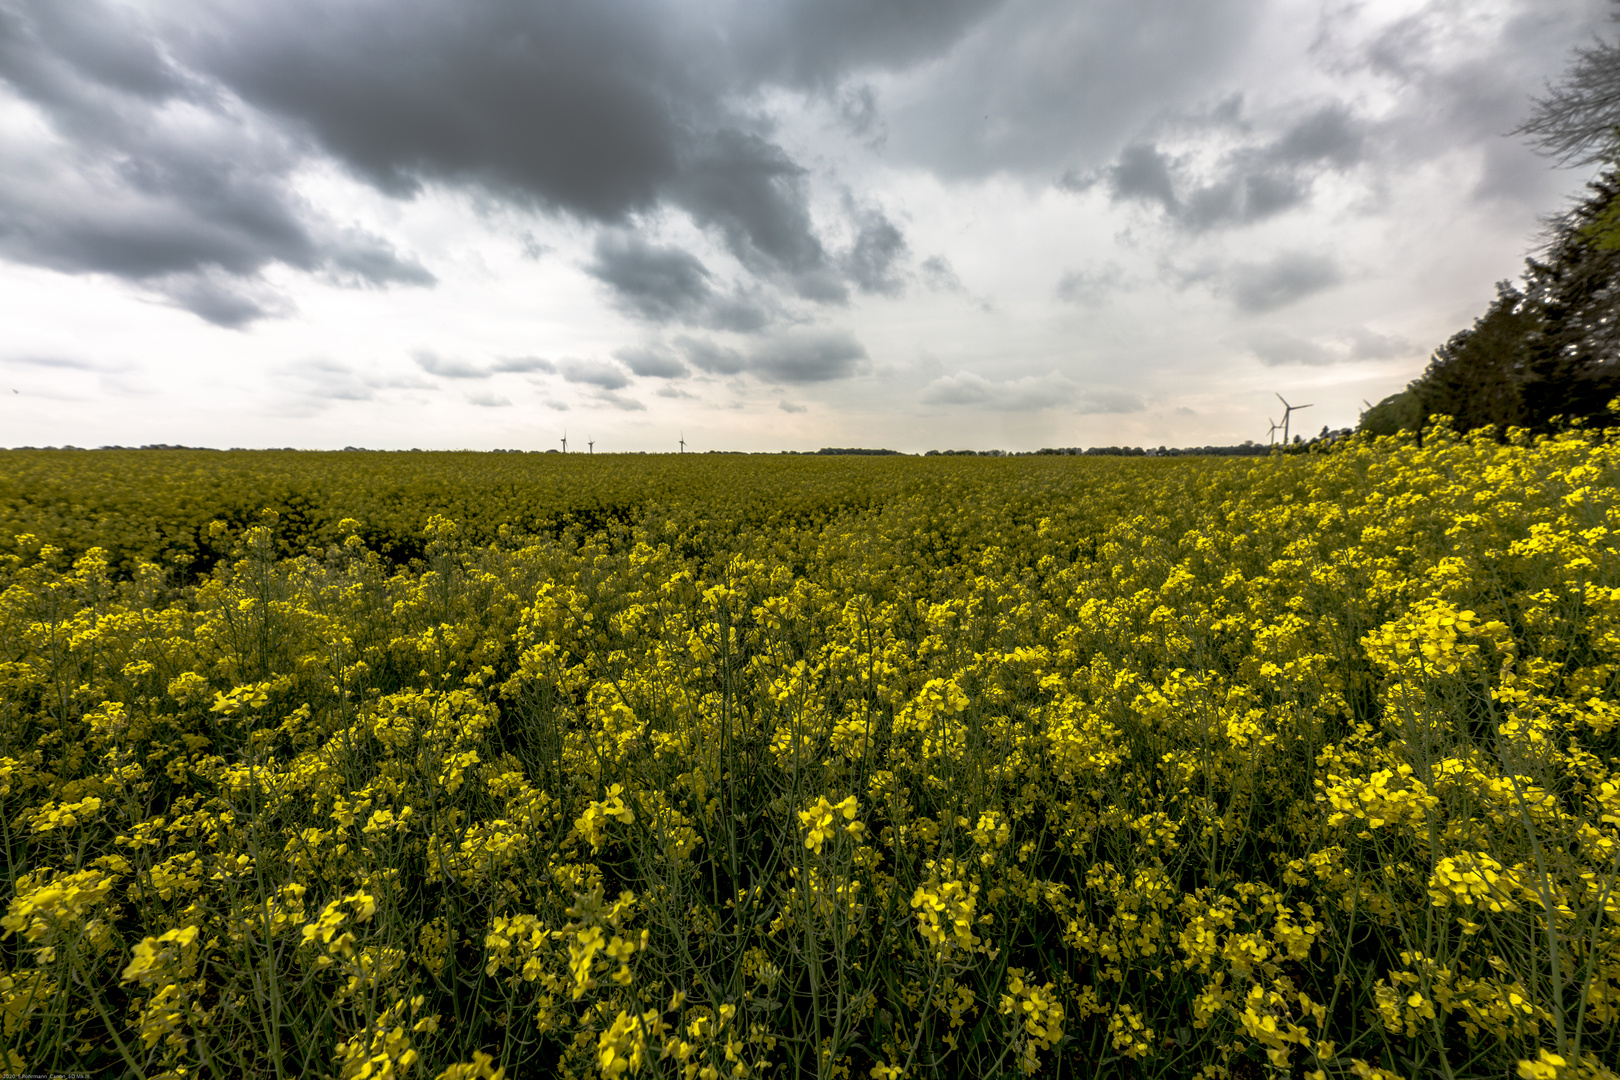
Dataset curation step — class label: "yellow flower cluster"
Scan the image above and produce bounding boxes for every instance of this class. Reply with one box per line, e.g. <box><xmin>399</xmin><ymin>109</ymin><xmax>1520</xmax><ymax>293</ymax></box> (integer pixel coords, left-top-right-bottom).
<box><xmin>2</xmin><ymin>424</ymin><xmax>1620</xmax><ymax>1077</ymax></box>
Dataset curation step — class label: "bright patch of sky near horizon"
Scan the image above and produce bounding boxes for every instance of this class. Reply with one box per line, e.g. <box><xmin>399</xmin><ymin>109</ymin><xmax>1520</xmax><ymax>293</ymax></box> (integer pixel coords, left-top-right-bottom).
<box><xmin>0</xmin><ymin>0</ymin><xmax>1611</xmax><ymax>452</ymax></box>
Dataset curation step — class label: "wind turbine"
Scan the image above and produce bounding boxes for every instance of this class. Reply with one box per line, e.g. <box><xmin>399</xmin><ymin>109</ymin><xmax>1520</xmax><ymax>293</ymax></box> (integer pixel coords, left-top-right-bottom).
<box><xmin>679</xmin><ymin>431</ymin><xmax>686</xmax><ymax>454</ymax></box>
<box><xmin>1276</xmin><ymin>394</ymin><xmax>1313</xmax><ymax>444</ymax></box>
<box><xmin>560</xmin><ymin>430</ymin><xmax>567</xmax><ymax>454</ymax></box>
<box><xmin>1267</xmin><ymin>417</ymin><xmax>1281</xmax><ymax>445</ymax></box>
<box><xmin>588</xmin><ymin>439</ymin><xmax>594</xmax><ymax>454</ymax></box>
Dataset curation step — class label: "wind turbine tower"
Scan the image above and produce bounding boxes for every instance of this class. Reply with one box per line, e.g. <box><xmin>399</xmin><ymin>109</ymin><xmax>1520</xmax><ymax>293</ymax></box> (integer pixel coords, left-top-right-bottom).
<box><xmin>1276</xmin><ymin>394</ymin><xmax>1313</xmax><ymax>444</ymax></box>
<box><xmin>560</xmin><ymin>430</ymin><xmax>567</xmax><ymax>454</ymax></box>
<box><xmin>588</xmin><ymin>439</ymin><xmax>594</xmax><ymax>454</ymax></box>
<box><xmin>679</xmin><ymin>432</ymin><xmax>686</xmax><ymax>454</ymax></box>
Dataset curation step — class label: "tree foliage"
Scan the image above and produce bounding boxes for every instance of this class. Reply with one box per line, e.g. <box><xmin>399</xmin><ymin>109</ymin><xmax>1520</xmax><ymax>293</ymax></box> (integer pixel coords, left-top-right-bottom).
<box><xmin>1361</xmin><ymin>168</ymin><xmax>1620</xmax><ymax>437</ymax></box>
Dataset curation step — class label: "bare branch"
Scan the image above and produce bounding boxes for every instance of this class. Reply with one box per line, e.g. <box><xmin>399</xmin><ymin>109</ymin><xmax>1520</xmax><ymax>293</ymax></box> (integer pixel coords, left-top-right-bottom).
<box><xmin>1517</xmin><ymin>22</ymin><xmax>1620</xmax><ymax>166</ymax></box>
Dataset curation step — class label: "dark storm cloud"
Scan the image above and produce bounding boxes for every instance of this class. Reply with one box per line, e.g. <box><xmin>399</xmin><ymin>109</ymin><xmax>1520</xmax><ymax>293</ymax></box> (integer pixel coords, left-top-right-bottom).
<box><xmin>173</xmin><ymin>0</ymin><xmax>950</xmax><ymax>303</ymax></box>
<box><xmin>0</xmin><ymin>0</ymin><xmax>434</xmax><ymax>325</ymax></box>
<box><xmin>587</xmin><ymin>235</ymin><xmax>716</xmax><ymax>323</ymax></box>
<box><xmin>8</xmin><ymin>0</ymin><xmax>959</xmax><ymax>324</ymax></box>
<box><xmin>671</xmin><ymin>129</ymin><xmax>831</xmax><ymax>288</ymax></box>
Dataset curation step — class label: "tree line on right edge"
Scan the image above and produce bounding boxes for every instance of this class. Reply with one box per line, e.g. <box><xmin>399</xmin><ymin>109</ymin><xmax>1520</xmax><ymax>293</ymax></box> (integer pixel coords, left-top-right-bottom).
<box><xmin>1363</xmin><ymin>9</ymin><xmax>1620</xmax><ymax>439</ymax></box>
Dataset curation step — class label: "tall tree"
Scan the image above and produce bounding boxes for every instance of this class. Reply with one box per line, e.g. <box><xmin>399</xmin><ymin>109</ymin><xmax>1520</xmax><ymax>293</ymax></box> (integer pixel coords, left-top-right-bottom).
<box><xmin>1521</xmin><ymin>168</ymin><xmax>1620</xmax><ymax>428</ymax></box>
<box><xmin>1414</xmin><ymin>280</ymin><xmax>1535</xmax><ymax>433</ymax></box>
<box><xmin>1518</xmin><ymin>2</ymin><xmax>1620</xmax><ymax>248</ymax></box>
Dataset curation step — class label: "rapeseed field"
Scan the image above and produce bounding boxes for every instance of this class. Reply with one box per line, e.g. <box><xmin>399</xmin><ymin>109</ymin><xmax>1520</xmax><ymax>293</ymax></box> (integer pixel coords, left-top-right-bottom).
<box><xmin>2</xmin><ymin>424</ymin><xmax>1618</xmax><ymax>1079</ymax></box>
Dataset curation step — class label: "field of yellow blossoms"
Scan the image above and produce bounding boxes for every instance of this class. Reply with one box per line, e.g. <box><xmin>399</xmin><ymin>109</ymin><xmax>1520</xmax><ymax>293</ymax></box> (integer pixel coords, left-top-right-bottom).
<box><xmin>2</xmin><ymin>423</ymin><xmax>1619</xmax><ymax>1079</ymax></box>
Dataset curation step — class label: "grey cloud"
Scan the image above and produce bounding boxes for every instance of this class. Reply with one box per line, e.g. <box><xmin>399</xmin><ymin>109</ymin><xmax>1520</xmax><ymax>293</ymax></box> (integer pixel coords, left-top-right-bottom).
<box><xmin>673</xmin><ymin>128</ymin><xmax>834</xmax><ymax>294</ymax></box>
<box><xmin>1319</xmin><ymin>1</ymin><xmax>1610</xmax><ymax>206</ymax></box>
<box><xmin>678</xmin><ymin>336</ymin><xmax>748</xmax><ymax>376</ymax></box>
<box><xmin>921</xmin><ymin>370</ymin><xmax>1142</xmax><ymax>413</ymax></box>
<box><xmin>1348</xmin><ymin>327</ymin><xmax>1409</xmax><ymax>360</ymax></box>
<box><xmin>416</xmin><ymin>352</ymin><xmax>490</xmax><ymax>379</ymax></box>
<box><xmin>1</xmin><ymin>2</ymin><xmax>188</xmax><ymax>106</ymax></box>
<box><xmin>1109</xmin><ymin>144</ymin><xmax>1179</xmax><ymax>212</ymax></box>
<box><xmin>614</xmin><ymin>346</ymin><xmax>689</xmax><ymax>379</ymax></box>
<box><xmin>492</xmin><ymin>355</ymin><xmax>555</xmax><ymax>373</ymax></box>
<box><xmin>467</xmin><ymin>392</ymin><xmax>512</xmax><ymax>407</ymax></box>
<box><xmin>169</xmin><ymin>0</ymin><xmax>1007</xmax><ymax>303</ymax></box>
<box><xmin>676</xmin><ymin>329</ymin><xmax>868</xmax><ymax>383</ymax></box>
<box><xmin>591</xmin><ymin>390</ymin><xmax>647</xmax><ymax>411</ymax></box>
<box><xmin>277</xmin><ymin>357</ymin><xmax>433</xmax><ymax>407</ymax></box>
<box><xmin>1088</xmin><ymin>100</ymin><xmax>1369</xmax><ymax>232</ymax></box>
<box><xmin>836</xmin><ymin>83</ymin><xmax>886</xmax><ymax>147</ymax></box>
<box><xmin>779</xmin><ymin>400</ymin><xmax>808</xmax><ymax>413</ymax></box>
<box><xmin>1225</xmin><ymin>251</ymin><xmax>1342</xmax><ymax>313</ymax></box>
<box><xmin>920</xmin><ymin>255</ymin><xmax>964</xmax><ymax>292</ymax></box>
<box><xmin>843</xmin><ymin>207</ymin><xmax>908</xmax><ymax>297</ymax></box>
<box><xmin>750</xmin><ymin>330</ymin><xmax>868</xmax><ymax>383</ymax></box>
<box><xmin>0</xmin><ymin>0</ymin><xmax>434</xmax><ymax>325</ymax></box>
<box><xmin>732</xmin><ymin>0</ymin><xmax>1003</xmax><ymax>89</ymax></box>
<box><xmin>183</xmin><ymin>0</ymin><xmax>853</xmax><ymax>291</ymax></box>
<box><xmin>1056</xmin><ymin>262</ymin><xmax>1126</xmax><ymax>306</ymax></box>
<box><xmin>1245</xmin><ymin>330</ymin><xmax>1334</xmax><ymax>367</ymax></box>
<box><xmin>884</xmin><ymin>0</ymin><xmax>1261</xmax><ymax>177</ymax></box>
<box><xmin>152</xmin><ymin>271</ymin><xmax>287</xmax><ymax>328</ymax></box>
<box><xmin>704</xmin><ymin>294</ymin><xmax>775</xmax><ymax>333</ymax></box>
<box><xmin>1269</xmin><ymin>104</ymin><xmax>1364</xmax><ymax>168</ymax></box>
<box><xmin>586</xmin><ymin>233</ymin><xmax>777</xmax><ymax>330</ymax></box>
<box><xmin>1176</xmin><ymin>171</ymin><xmax>1308</xmax><ymax>231</ymax></box>
<box><xmin>559</xmin><ymin>357</ymin><xmax>631</xmax><ymax>390</ymax></box>
<box><xmin>2</xmin><ymin>354</ymin><xmax>105</xmax><ymax>372</ymax></box>
<box><xmin>587</xmin><ymin>234</ymin><xmax>715</xmax><ymax>322</ymax></box>
<box><xmin>324</xmin><ymin>233</ymin><xmax>437</xmax><ymax>288</ymax></box>
<box><xmin>1243</xmin><ymin>325</ymin><xmax>1411</xmax><ymax>366</ymax></box>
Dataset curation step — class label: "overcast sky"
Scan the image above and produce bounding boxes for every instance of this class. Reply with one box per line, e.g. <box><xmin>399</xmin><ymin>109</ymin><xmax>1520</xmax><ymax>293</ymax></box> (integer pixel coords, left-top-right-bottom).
<box><xmin>0</xmin><ymin>0</ymin><xmax>1611</xmax><ymax>452</ymax></box>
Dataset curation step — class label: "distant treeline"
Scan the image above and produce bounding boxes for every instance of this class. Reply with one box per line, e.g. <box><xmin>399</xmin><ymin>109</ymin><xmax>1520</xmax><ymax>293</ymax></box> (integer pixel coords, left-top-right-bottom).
<box><xmin>1028</xmin><ymin>443</ymin><xmax>1280</xmax><ymax>457</ymax></box>
<box><xmin>14</xmin><ymin>443</ymin><xmax>1310</xmax><ymax>457</ymax></box>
